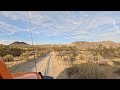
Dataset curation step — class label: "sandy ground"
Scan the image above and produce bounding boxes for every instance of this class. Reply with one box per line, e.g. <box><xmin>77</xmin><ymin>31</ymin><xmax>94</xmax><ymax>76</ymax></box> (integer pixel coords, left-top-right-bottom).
<box><xmin>6</xmin><ymin>55</ymin><xmax>36</xmax><ymax>69</ymax></box>
<box><xmin>10</xmin><ymin>52</ymin><xmax>67</xmax><ymax>79</ymax></box>
<box><xmin>50</xmin><ymin>52</ymin><xmax>69</xmax><ymax>79</ymax></box>
<box><xmin>9</xmin><ymin>52</ymin><xmax>120</xmax><ymax>79</ymax></box>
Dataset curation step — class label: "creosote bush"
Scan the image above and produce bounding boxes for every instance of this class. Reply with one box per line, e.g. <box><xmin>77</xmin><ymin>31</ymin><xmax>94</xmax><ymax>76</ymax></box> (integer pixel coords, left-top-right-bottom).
<box><xmin>20</xmin><ymin>52</ymin><xmax>29</xmax><ymax>60</ymax></box>
<box><xmin>66</xmin><ymin>63</ymin><xmax>107</xmax><ymax>79</ymax></box>
<box><xmin>2</xmin><ymin>54</ymin><xmax>14</xmax><ymax>62</ymax></box>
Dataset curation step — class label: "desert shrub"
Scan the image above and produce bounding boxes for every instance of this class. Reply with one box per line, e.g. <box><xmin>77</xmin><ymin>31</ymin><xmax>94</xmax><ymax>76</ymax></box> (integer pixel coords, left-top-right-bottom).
<box><xmin>97</xmin><ymin>54</ymin><xmax>104</xmax><ymax>61</ymax></box>
<box><xmin>36</xmin><ymin>51</ymin><xmax>41</xmax><ymax>57</ymax></box>
<box><xmin>90</xmin><ymin>46</ymin><xmax>120</xmax><ymax>60</ymax></box>
<box><xmin>84</xmin><ymin>54</ymin><xmax>94</xmax><ymax>61</ymax></box>
<box><xmin>79</xmin><ymin>55</ymin><xmax>85</xmax><ymax>60</ymax></box>
<box><xmin>2</xmin><ymin>54</ymin><xmax>14</xmax><ymax>62</ymax></box>
<box><xmin>62</xmin><ymin>56</ymin><xmax>69</xmax><ymax>62</ymax></box>
<box><xmin>0</xmin><ymin>45</ymin><xmax>24</xmax><ymax>57</ymax></box>
<box><xmin>97</xmin><ymin>60</ymin><xmax>108</xmax><ymax>66</ymax></box>
<box><xmin>66</xmin><ymin>63</ymin><xmax>107</xmax><ymax>79</ymax></box>
<box><xmin>106</xmin><ymin>61</ymin><xmax>114</xmax><ymax>67</ymax></box>
<box><xmin>69</xmin><ymin>57</ymin><xmax>76</xmax><ymax>63</ymax></box>
<box><xmin>113</xmin><ymin>60</ymin><xmax>120</xmax><ymax>65</ymax></box>
<box><xmin>20</xmin><ymin>52</ymin><xmax>29</xmax><ymax>60</ymax></box>
<box><xmin>115</xmin><ymin>68</ymin><xmax>120</xmax><ymax>75</ymax></box>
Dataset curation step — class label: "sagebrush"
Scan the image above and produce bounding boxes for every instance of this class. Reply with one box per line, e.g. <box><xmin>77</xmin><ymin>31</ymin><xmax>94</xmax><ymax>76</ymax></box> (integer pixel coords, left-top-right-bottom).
<box><xmin>2</xmin><ymin>54</ymin><xmax>14</xmax><ymax>62</ymax></box>
<box><xmin>66</xmin><ymin>63</ymin><xmax>107</xmax><ymax>79</ymax></box>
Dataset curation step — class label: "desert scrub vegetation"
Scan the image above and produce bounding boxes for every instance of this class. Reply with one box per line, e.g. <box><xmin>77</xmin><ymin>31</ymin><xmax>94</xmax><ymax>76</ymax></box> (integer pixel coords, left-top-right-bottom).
<box><xmin>2</xmin><ymin>54</ymin><xmax>14</xmax><ymax>62</ymax></box>
<box><xmin>53</xmin><ymin>45</ymin><xmax>77</xmax><ymax>52</ymax></box>
<box><xmin>115</xmin><ymin>68</ymin><xmax>120</xmax><ymax>75</ymax></box>
<box><xmin>20</xmin><ymin>52</ymin><xmax>29</xmax><ymax>60</ymax></box>
<box><xmin>54</xmin><ymin>51</ymin><xmax>78</xmax><ymax>64</ymax></box>
<box><xmin>0</xmin><ymin>44</ymin><xmax>25</xmax><ymax>57</ymax></box>
<box><xmin>53</xmin><ymin>44</ymin><xmax>120</xmax><ymax>68</ymax></box>
<box><xmin>53</xmin><ymin>46</ymin><xmax>78</xmax><ymax>62</ymax></box>
<box><xmin>112</xmin><ymin>59</ymin><xmax>120</xmax><ymax>65</ymax></box>
<box><xmin>89</xmin><ymin>45</ymin><xmax>120</xmax><ymax>60</ymax></box>
<box><xmin>76</xmin><ymin>51</ymin><xmax>105</xmax><ymax>63</ymax></box>
<box><xmin>66</xmin><ymin>63</ymin><xmax>108</xmax><ymax>79</ymax></box>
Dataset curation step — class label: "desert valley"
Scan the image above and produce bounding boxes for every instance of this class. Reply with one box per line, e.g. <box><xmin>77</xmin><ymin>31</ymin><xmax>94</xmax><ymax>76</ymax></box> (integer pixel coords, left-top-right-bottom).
<box><xmin>1</xmin><ymin>40</ymin><xmax>120</xmax><ymax>79</ymax></box>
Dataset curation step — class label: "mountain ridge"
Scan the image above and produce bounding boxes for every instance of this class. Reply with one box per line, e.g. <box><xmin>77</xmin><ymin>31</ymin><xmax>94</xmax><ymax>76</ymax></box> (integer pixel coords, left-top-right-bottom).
<box><xmin>9</xmin><ymin>41</ymin><xmax>29</xmax><ymax>46</ymax></box>
<box><xmin>70</xmin><ymin>41</ymin><xmax>120</xmax><ymax>49</ymax></box>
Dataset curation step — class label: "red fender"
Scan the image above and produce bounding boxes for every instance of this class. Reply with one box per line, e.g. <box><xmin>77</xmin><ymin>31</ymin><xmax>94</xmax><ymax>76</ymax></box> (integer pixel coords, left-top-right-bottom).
<box><xmin>0</xmin><ymin>59</ymin><xmax>42</xmax><ymax>79</ymax></box>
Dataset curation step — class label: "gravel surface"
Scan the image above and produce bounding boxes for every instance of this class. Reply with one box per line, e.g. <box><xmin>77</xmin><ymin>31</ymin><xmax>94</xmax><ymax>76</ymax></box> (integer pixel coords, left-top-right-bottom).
<box><xmin>10</xmin><ymin>52</ymin><xmax>67</xmax><ymax>79</ymax></box>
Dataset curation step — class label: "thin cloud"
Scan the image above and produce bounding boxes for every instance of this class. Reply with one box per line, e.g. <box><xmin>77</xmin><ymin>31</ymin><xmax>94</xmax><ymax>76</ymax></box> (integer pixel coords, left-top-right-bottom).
<box><xmin>0</xmin><ymin>11</ymin><xmax>120</xmax><ymax>44</ymax></box>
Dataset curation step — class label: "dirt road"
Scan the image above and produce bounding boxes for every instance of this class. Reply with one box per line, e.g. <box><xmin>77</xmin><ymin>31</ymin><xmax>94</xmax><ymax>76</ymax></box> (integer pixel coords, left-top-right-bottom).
<box><xmin>10</xmin><ymin>52</ymin><xmax>68</xmax><ymax>79</ymax></box>
<box><xmin>10</xmin><ymin>52</ymin><xmax>120</xmax><ymax>79</ymax></box>
<box><xmin>11</xmin><ymin>53</ymin><xmax>54</xmax><ymax>78</ymax></box>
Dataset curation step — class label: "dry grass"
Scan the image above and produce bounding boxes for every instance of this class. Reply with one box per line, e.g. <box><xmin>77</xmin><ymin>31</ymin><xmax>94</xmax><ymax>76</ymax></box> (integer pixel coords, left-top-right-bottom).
<box><xmin>74</xmin><ymin>60</ymin><xmax>87</xmax><ymax>64</ymax></box>
<box><xmin>114</xmin><ymin>68</ymin><xmax>120</xmax><ymax>75</ymax></box>
<box><xmin>20</xmin><ymin>52</ymin><xmax>29</xmax><ymax>60</ymax></box>
<box><xmin>2</xmin><ymin>54</ymin><xmax>14</xmax><ymax>62</ymax></box>
<box><xmin>106</xmin><ymin>61</ymin><xmax>114</xmax><ymax>67</ymax></box>
<box><xmin>112</xmin><ymin>59</ymin><xmax>120</xmax><ymax>65</ymax></box>
<box><xmin>66</xmin><ymin>63</ymin><xmax>108</xmax><ymax>79</ymax></box>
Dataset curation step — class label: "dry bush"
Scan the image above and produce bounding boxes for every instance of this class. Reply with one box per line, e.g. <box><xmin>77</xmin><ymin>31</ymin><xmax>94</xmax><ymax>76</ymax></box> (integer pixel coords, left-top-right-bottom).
<box><xmin>2</xmin><ymin>54</ymin><xmax>14</xmax><ymax>62</ymax></box>
<box><xmin>74</xmin><ymin>60</ymin><xmax>87</xmax><ymax>64</ymax></box>
<box><xmin>62</xmin><ymin>56</ymin><xmax>70</xmax><ymax>62</ymax></box>
<box><xmin>66</xmin><ymin>63</ymin><xmax>107</xmax><ymax>79</ymax></box>
<box><xmin>77</xmin><ymin>54</ymin><xmax>85</xmax><ymax>60</ymax></box>
<box><xmin>69</xmin><ymin>57</ymin><xmax>76</xmax><ymax>62</ymax></box>
<box><xmin>55</xmin><ymin>52</ymin><xmax>60</xmax><ymax>56</ymax></box>
<box><xmin>112</xmin><ymin>60</ymin><xmax>120</xmax><ymax>65</ymax></box>
<box><xmin>77</xmin><ymin>52</ymin><xmax>105</xmax><ymax>64</ymax></box>
<box><xmin>106</xmin><ymin>61</ymin><xmax>114</xmax><ymax>67</ymax></box>
<box><xmin>91</xmin><ymin>54</ymin><xmax>110</xmax><ymax>66</ymax></box>
<box><xmin>114</xmin><ymin>68</ymin><xmax>120</xmax><ymax>75</ymax></box>
<box><xmin>97</xmin><ymin>60</ymin><xmax>108</xmax><ymax>66</ymax></box>
<box><xmin>20</xmin><ymin>52</ymin><xmax>29</xmax><ymax>60</ymax></box>
<box><xmin>97</xmin><ymin>54</ymin><xmax>104</xmax><ymax>61</ymax></box>
<box><xmin>84</xmin><ymin>54</ymin><xmax>94</xmax><ymax>61</ymax></box>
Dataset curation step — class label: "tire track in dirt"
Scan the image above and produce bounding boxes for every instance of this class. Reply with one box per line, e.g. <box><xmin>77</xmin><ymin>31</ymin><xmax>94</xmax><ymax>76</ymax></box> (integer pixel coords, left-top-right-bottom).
<box><xmin>10</xmin><ymin>52</ymin><xmax>66</xmax><ymax>79</ymax></box>
<box><xmin>11</xmin><ymin>53</ymin><xmax>52</xmax><ymax>77</ymax></box>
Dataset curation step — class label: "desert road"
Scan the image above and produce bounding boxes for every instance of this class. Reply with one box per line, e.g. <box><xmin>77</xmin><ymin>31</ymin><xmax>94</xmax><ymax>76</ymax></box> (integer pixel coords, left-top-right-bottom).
<box><xmin>11</xmin><ymin>53</ymin><xmax>54</xmax><ymax>78</ymax></box>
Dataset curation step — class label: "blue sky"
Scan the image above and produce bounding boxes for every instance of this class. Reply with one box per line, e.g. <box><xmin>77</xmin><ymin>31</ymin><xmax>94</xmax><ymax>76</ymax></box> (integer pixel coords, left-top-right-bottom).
<box><xmin>0</xmin><ymin>11</ymin><xmax>120</xmax><ymax>45</ymax></box>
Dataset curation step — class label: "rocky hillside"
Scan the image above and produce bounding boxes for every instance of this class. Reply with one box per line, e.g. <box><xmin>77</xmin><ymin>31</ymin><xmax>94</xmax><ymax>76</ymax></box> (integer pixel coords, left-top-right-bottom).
<box><xmin>70</xmin><ymin>41</ymin><xmax>120</xmax><ymax>49</ymax></box>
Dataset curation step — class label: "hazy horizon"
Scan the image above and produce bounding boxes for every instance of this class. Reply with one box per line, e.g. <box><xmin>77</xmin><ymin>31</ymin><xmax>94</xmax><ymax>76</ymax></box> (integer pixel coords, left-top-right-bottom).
<box><xmin>0</xmin><ymin>11</ymin><xmax>120</xmax><ymax>45</ymax></box>
<box><xmin>0</xmin><ymin>40</ymin><xmax>120</xmax><ymax>45</ymax></box>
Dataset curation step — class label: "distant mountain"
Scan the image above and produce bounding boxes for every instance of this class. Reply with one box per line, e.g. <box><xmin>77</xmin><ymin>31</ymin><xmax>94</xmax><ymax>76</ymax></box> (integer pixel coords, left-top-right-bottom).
<box><xmin>70</xmin><ymin>41</ymin><xmax>120</xmax><ymax>49</ymax></box>
<box><xmin>9</xmin><ymin>41</ymin><xmax>29</xmax><ymax>46</ymax></box>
